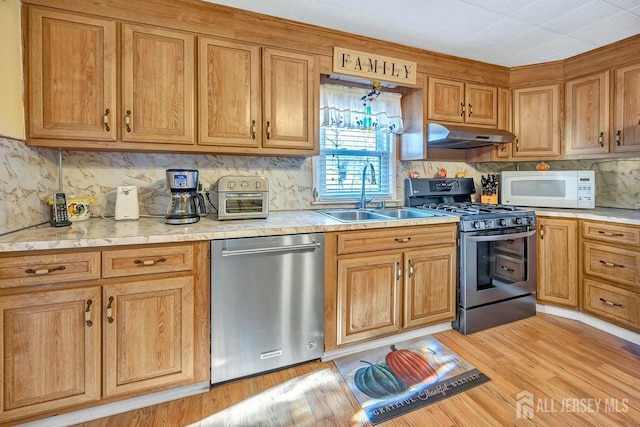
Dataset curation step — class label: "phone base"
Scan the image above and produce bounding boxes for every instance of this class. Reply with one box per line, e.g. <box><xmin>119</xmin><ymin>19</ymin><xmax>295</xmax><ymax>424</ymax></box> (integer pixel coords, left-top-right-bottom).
<box><xmin>49</xmin><ymin>219</ymin><xmax>72</xmax><ymax>227</ymax></box>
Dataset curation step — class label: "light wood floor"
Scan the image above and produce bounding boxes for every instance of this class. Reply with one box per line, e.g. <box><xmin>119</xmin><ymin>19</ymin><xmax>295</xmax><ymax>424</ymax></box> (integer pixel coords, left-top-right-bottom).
<box><xmin>76</xmin><ymin>313</ymin><xmax>640</xmax><ymax>426</ymax></box>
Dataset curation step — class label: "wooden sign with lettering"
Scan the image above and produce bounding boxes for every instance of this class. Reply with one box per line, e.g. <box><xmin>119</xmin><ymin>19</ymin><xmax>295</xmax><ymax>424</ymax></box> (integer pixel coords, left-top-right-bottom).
<box><xmin>333</xmin><ymin>47</ymin><xmax>417</xmax><ymax>85</ymax></box>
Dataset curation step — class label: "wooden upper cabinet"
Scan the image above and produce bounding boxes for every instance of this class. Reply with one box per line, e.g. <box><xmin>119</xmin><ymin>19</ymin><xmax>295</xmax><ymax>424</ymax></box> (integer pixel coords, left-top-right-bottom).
<box><xmin>198</xmin><ymin>38</ymin><xmax>260</xmax><ymax>148</ymax></box>
<box><xmin>512</xmin><ymin>84</ymin><xmax>561</xmax><ymax>158</ymax></box>
<box><xmin>262</xmin><ymin>48</ymin><xmax>316</xmax><ymax>150</ymax></box>
<box><xmin>122</xmin><ymin>24</ymin><xmax>195</xmax><ymax>144</ymax></box>
<box><xmin>427</xmin><ymin>77</ymin><xmax>497</xmax><ymax>126</ymax></box>
<box><xmin>564</xmin><ymin>71</ymin><xmax>610</xmax><ymax>156</ymax></box>
<box><xmin>27</xmin><ymin>7</ymin><xmax>116</xmax><ymax>141</ymax></box>
<box><xmin>612</xmin><ymin>61</ymin><xmax>640</xmax><ymax>152</ymax></box>
<box><xmin>198</xmin><ymin>43</ymin><xmax>316</xmax><ymax>153</ymax></box>
<box><xmin>494</xmin><ymin>87</ymin><xmax>513</xmax><ymax>160</ymax></box>
<box><xmin>0</xmin><ymin>287</ymin><xmax>101</xmax><ymax>422</ymax></box>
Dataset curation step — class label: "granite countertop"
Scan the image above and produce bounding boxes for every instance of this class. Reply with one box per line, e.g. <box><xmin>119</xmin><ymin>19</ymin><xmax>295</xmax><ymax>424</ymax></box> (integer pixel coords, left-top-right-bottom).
<box><xmin>533</xmin><ymin>207</ymin><xmax>640</xmax><ymax>225</ymax></box>
<box><xmin>3</xmin><ymin>207</ymin><xmax>640</xmax><ymax>253</ymax></box>
<box><xmin>0</xmin><ymin>210</ymin><xmax>459</xmax><ymax>252</ymax></box>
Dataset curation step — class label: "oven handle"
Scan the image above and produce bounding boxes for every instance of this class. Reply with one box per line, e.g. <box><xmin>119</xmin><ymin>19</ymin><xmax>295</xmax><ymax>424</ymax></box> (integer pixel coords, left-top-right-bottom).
<box><xmin>465</xmin><ymin>229</ymin><xmax>536</xmax><ymax>242</ymax></box>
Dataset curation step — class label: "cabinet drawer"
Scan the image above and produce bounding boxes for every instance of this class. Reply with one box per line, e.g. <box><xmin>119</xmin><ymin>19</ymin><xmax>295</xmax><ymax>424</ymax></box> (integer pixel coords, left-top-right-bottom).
<box><xmin>582</xmin><ymin>221</ymin><xmax>640</xmax><ymax>246</ymax></box>
<box><xmin>0</xmin><ymin>251</ymin><xmax>100</xmax><ymax>288</ymax></box>
<box><xmin>584</xmin><ymin>279</ymin><xmax>639</xmax><ymax>329</ymax></box>
<box><xmin>492</xmin><ymin>254</ymin><xmax>525</xmax><ymax>282</ymax></box>
<box><xmin>336</xmin><ymin>224</ymin><xmax>457</xmax><ymax>255</ymax></box>
<box><xmin>102</xmin><ymin>244</ymin><xmax>194</xmax><ymax>278</ymax></box>
<box><xmin>583</xmin><ymin>242</ymin><xmax>638</xmax><ymax>288</ymax></box>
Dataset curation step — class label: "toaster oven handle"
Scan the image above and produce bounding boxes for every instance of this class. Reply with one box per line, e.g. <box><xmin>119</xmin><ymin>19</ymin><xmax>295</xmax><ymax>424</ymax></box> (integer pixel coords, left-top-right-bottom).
<box><xmin>466</xmin><ymin>229</ymin><xmax>536</xmax><ymax>242</ymax></box>
<box><xmin>221</xmin><ymin>242</ymin><xmax>321</xmax><ymax>256</ymax></box>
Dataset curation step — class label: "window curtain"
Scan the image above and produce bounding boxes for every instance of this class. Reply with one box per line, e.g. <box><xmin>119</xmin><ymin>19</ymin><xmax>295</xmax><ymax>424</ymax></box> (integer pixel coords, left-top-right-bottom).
<box><xmin>319</xmin><ymin>84</ymin><xmax>404</xmax><ymax>134</ymax></box>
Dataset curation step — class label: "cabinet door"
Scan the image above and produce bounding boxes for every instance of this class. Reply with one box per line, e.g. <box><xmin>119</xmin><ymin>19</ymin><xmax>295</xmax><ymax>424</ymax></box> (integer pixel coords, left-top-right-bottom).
<box><xmin>27</xmin><ymin>7</ymin><xmax>116</xmax><ymax>141</ymax></box>
<box><xmin>494</xmin><ymin>87</ymin><xmax>512</xmax><ymax>160</ymax></box>
<box><xmin>262</xmin><ymin>48</ymin><xmax>316</xmax><ymax>150</ymax></box>
<box><xmin>103</xmin><ymin>276</ymin><xmax>194</xmax><ymax>397</ymax></box>
<box><xmin>537</xmin><ymin>218</ymin><xmax>578</xmax><ymax>308</ymax></box>
<box><xmin>336</xmin><ymin>253</ymin><xmax>403</xmax><ymax>345</ymax></box>
<box><xmin>427</xmin><ymin>77</ymin><xmax>465</xmax><ymax>123</ymax></box>
<box><xmin>404</xmin><ymin>246</ymin><xmax>456</xmax><ymax>329</ymax></box>
<box><xmin>0</xmin><ymin>287</ymin><xmax>101</xmax><ymax>422</ymax></box>
<box><xmin>198</xmin><ymin>37</ymin><xmax>261</xmax><ymax>148</ymax></box>
<box><xmin>513</xmin><ymin>85</ymin><xmax>561</xmax><ymax>158</ymax></box>
<box><xmin>465</xmin><ymin>83</ymin><xmax>497</xmax><ymax>126</ymax></box>
<box><xmin>564</xmin><ymin>71</ymin><xmax>610</xmax><ymax>156</ymax></box>
<box><xmin>122</xmin><ymin>24</ymin><xmax>195</xmax><ymax>144</ymax></box>
<box><xmin>613</xmin><ymin>61</ymin><xmax>640</xmax><ymax>152</ymax></box>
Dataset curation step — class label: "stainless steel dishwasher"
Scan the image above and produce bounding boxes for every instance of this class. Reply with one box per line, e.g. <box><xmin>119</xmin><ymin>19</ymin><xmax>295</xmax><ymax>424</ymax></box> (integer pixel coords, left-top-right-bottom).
<box><xmin>210</xmin><ymin>233</ymin><xmax>324</xmax><ymax>384</ymax></box>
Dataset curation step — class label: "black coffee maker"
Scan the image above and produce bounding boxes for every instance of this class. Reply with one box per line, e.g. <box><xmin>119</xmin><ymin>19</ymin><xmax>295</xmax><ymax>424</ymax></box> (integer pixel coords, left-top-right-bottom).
<box><xmin>165</xmin><ymin>169</ymin><xmax>206</xmax><ymax>224</ymax></box>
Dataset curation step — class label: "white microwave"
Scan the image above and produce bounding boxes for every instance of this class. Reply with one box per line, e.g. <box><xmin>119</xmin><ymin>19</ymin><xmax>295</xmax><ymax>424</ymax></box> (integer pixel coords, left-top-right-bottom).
<box><xmin>501</xmin><ymin>170</ymin><xmax>595</xmax><ymax>209</ymax></box>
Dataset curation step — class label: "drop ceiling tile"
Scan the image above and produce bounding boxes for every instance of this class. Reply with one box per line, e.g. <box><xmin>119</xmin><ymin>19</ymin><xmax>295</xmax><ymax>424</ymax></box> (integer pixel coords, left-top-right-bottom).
<box><xmin>459</xmin><ymin>0</ymin><xmax>535</xmax><ymax>15</ymax></box>
<box><xmin>602</xmin><ymin>0</ymin><xmax>640</xmax><ymax>10</ymax></box>
<box><xmin>454</xmin><ymin>17</ymin><xmax>536</xmax><ymax>55</ymax></box>
<box><xmin>510</xmin><ymin>0</ymin><xmax>588</xmax><ymax>26</ymax></box>
<box><xmin>541</xmin><ymin>0</ymin><xmax>622</xmax><ymax>34</ymax></box>
<box><xmin>208</xmin><ymin>0</ymin><xmax>309</xmax><ymax>20</ymax></box>
<box><xmin>569</xmin><ymin>11</ymin><xmax>640</xmax><ymax>45</ymax></box>
<box><xmin>522</xmin><ymin>36</ymin><xmax>597</xmax><ymax>60</ymax></box>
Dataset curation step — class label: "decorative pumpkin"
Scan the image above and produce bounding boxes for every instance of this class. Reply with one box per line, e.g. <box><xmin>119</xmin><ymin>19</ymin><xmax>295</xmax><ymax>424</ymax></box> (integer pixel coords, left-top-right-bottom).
<box><xmin>424</xmin><ymin>347</ymin><xmax>464</xmax><ymax>376</ymax></box>
<box><xmin>354</xmin><ymin>360</ymin><xmax>408</xmax><ymax>399</ymax></box>
<box><xmin>385</xmin><ymin>344</ymin><xmax>437</xmax><ymax>386</ymax></box>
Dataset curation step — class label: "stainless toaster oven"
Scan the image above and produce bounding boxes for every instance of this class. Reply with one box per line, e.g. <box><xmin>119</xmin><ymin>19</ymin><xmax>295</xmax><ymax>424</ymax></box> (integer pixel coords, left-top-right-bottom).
<box><xmin>212</xmin><ymin>176</ymin><xmax>269</xmax><ymax>220</ymax></box>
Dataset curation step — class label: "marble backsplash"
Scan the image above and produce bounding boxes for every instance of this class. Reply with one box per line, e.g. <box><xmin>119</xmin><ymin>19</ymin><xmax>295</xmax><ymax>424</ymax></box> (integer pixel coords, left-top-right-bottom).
<box><xmin>0</xmin><ymin>136</ymin><xmax>475</xmax><ymax>235</ymax></box>
<box><xmin>2</xmin><ymin>135</ymin><xmax>640</xmax><ymax>236</ymax></box>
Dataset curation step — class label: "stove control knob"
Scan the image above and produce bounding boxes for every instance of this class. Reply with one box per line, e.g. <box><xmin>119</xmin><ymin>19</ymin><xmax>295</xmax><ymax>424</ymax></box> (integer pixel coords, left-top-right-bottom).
<box><xmin>515</xmin><ymin>217</ymin><xmax>523</xmax><ymax>225</ymax></box>
<box><xmin>241</xmin><ymin>181</ymin><xmax>249</xmax><ymax>188</ymax></box>
<box><xmin>227</xmin><ymin>181</ymin><xmax>236</xmax><ymax>189</ymax></box>
<box><xmin>499</xmin><ymin>218</ymin><xmax>508</xmax><ymax>226</ymax></box>
<box><xmin>484</xmin><ymin>220</ymin><xmax>492</xmax><ymax>228</ymax></box>
<box><xmin>473</xmin><ymin>221</ymin><xmax>483</xmax><ymax>229</ymax></box>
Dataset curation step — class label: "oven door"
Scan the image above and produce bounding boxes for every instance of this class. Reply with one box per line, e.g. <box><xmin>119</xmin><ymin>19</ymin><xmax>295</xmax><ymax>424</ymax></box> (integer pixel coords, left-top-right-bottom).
<box><xmin>459</xmin><ymin>226</ymin><xmax>537</xmax><ymax>308</ymax></box>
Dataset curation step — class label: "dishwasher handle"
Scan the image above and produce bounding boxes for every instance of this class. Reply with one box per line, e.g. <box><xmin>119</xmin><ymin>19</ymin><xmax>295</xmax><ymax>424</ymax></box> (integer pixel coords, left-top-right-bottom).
<box><xmin>221</xmin><ymin>241</ymin><xmax>321</xmax><ymax>257</ymax></box>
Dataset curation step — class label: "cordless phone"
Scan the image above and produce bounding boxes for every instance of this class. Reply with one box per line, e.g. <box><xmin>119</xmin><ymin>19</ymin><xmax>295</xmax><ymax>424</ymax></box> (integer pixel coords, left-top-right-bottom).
<box><xmin>49</xmin><ymin>192</ymin><xmax>72</xmax><ymax>227</ymax></box>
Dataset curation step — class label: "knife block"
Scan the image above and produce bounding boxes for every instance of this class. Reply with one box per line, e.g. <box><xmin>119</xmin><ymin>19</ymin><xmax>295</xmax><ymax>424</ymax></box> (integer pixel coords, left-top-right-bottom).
<box><xmin>481</xmin><ymin>194</ymin><xmax>499</xmax><ymax>204</ymax></box>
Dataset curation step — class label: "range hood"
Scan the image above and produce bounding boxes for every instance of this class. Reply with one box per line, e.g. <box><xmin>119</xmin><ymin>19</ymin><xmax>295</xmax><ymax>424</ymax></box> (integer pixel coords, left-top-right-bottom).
<box><xmin>426</xmin><ymin>123</ymin><xmax>516</xmax><ymax>149</ymax></box>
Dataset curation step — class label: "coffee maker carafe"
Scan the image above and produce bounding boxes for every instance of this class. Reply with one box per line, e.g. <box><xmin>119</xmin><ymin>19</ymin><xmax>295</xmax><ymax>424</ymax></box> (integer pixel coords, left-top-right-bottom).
<box><xmin>165</xmin><ymin>169</ymin><xmax>206</xmax><ymax>225</ymax></box>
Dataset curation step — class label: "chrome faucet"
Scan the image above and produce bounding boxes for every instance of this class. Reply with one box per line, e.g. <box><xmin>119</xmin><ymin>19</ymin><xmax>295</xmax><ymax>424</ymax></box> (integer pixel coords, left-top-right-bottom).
<box><xmin>358</xmin><ymin>162</ymin><xmax>376</xmax><ymax>209</ymax></box>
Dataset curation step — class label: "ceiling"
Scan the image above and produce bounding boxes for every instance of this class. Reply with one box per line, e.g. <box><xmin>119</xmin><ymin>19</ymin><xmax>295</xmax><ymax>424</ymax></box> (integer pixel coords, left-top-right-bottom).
<box><xmin>204</xmin><ymin>0</ymin><xmax>640</xmax><ymax>67</ymax></box>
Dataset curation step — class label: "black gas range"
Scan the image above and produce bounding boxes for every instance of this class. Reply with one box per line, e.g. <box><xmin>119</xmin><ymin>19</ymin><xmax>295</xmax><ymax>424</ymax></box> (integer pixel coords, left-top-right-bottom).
<box><xmin>405</xmin><ymin>178</ymin><xmax>537</xmax><ymax>334</ymax></box>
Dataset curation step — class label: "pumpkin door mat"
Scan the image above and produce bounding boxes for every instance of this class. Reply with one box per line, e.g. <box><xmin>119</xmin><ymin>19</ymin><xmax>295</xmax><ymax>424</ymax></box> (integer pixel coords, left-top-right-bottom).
<box><xmin>333</xmin><ymin>335</ymin><xmax>490</xmax><ymax>425</ymax></box>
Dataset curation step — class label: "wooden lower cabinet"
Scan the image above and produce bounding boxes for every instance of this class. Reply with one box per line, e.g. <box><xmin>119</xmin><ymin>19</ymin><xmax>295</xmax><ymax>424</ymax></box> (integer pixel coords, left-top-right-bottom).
<box><xmin>326</xmin><ymin>224</ymin><xmax>457</xmax><ymax>350</ymax></box>
<box><xmin>0</xmin><ymin>242</ymin><xmax>209</xmax><ymax>424</ymax></box>
<box><xmin>581</xmin><ymin>220</ymin><xmax>640</xmax><ymax>332</ymax></box>
<box><xmin>103</xmin><ymin>276</ymin><xmax>195</xmax><ymax>397</ymax></box>
<box><xmin>536</xmin><ymin>217</ymin><xmax>579</xmax><ymax>308</ymax></box>
<box><xmin>0</xmin><ymin>287</ymin><xmax>102</xmax><ymax>423</ymax></box>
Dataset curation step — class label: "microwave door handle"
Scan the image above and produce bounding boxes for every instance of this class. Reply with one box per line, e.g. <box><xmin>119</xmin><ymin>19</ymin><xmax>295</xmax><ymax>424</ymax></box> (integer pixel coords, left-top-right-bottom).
<box><xmin>466</xmin><ymin>229</ymin><xmax>537</xmax><ymax>242</ymax></box>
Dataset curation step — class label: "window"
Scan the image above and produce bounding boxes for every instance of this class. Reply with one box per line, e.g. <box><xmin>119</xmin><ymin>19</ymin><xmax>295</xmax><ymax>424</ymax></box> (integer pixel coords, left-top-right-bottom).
<box><xmin>315</xmin><ymin>84</ymin><xmax>403</xmax><ymax>201</ymax></box>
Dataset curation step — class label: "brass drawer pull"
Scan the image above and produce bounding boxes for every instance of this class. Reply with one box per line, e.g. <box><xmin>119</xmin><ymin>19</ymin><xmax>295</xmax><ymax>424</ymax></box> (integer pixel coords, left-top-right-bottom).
<box><xmin>395</xmin><ymin>237</ymin><xmax>411</xmax><ymax>243</ymax></box>
<box><xmin>106</xmin><ymin>296</ymin><xmax>114</xmax><ymax>323</ymax></box>
<box><xmin>468</xmin><ymin>103</ymin><xmax>473</xmax><ymax>117</ymax></box>
<box><xmin>266</xmin><ymin>121</ymin><xmax>271</xmax><ymax>140</ymax></box>
<box><xmin>597</xmin><ymin>230</ymin><xmax>624</xmax><ymax>237</ymax></box>
<box><xmin>599</xmin><ymin>260</ymin><xmax>625</xmax><ymax>268</ymax></box>
<box><xmin>408</xmin><ymin>259</ymin><xmax>414</xmax><ymax>278</ymax></box>
<box><xmin>251</xmin><ymin>119</ymin><xmax>256</xmax><ymax>139</ymax></box>
<box><xmin>599</xmin><ymin>297</ymin><xmax>625</xmax><ymax>308</ymax></box>
<box><xmin>396</xmin><ymin>262</ymin><xmax>402</xmax><ymax>280</ymax></box>
<box><xmin>85</xmin><ymin>299</ymin><xmax>93</xmax><ymax>327</ymax></box>
<box><xmin>134</xmin><ymin>257</ymin><xmax>166</xmax><ymax>266</ymax></box>
<box><xmin>25</xmin><ymin>265</ymin><xmax>66</xmax><ymax>275</ymax></box>
<box><xmin>598</xmin><ymin>131</ymin><xmax>604</xmax><ymax>147</ymax></box>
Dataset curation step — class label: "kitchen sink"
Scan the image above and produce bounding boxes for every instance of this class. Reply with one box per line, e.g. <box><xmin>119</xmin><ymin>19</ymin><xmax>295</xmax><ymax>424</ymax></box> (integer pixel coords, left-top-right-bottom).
<box><xmin>319</xmin><ymin>208</ymin><xmax>436</xmax><ymax>222</ymax></box>
<box><xmin>319</xmin><ymin>209</ymin><xmax>389</xmax><ymax>222</ymax></box>
<box><xmin>372</xmin><ymin>208</ymin><xmax>436</xmax><ymax>219</ymax></box>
